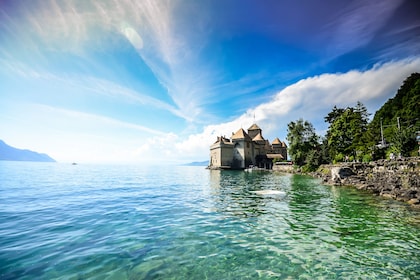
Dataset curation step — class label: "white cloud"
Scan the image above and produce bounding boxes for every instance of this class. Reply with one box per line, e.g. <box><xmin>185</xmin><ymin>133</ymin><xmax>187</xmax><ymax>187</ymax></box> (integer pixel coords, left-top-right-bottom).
<box><xmin>167</xmin><ymin>58</ymin><xmax>420</xmax><ymax>162</ymax></box>
<box><xmin>3</xmin><ymin>58</ymin><xmax>418</xmax><ymax>164</ymax></box>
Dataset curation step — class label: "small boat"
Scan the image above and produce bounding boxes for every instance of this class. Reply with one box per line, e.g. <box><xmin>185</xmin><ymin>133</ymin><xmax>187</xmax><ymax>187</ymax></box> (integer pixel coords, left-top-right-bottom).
<box><xmin>245</xmin><ymin>165</ymin><xmax>268</xmax><ymax>172</ymax></box>
<box><xmin>245</xmin><ymin>165</ymin><xmax>255</xmax><ymax>172</ymax></box>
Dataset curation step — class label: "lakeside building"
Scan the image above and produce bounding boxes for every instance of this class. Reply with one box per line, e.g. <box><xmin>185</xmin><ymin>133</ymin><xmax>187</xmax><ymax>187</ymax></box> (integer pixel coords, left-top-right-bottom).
<box><xmin>209</xmin><ymin>124</ymin><xmax>287</xmax><ymax>170</ymax></box>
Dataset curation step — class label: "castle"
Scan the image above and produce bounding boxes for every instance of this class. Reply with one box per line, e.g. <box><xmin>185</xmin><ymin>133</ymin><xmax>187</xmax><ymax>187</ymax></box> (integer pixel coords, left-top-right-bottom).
<box><xmin>209</xmin><ymin>123</ymin><xmax>287</xmax><ymax>169</ymax></box>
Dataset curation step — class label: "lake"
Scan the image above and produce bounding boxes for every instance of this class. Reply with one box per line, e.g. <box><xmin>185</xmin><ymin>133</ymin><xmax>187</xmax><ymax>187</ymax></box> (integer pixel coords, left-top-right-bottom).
<box><xmin>1</xmin><ymin>162</ymin><xmax>419</xmax><ymax>279</ymax></box>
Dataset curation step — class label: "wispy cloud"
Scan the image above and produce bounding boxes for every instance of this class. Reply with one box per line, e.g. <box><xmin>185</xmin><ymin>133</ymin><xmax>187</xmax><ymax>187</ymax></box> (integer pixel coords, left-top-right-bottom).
<box><xmin>31</xmin><ymin>104</ymin><xmax>168</xmax><ymax>136</ymax></box>
<box><xmin>91</xmin><ymin>0</ymin><xmax>219</xmax><ymax>123</ymax></box>
<box><xmin>1</xmin><ymin>0</ymin><xmax>216</xmax><ymax>122</ymax></box>
<box><xmin>78</xmin><ymin>76</ymin><xmax>193</xmax><ymax>121</ymax></box>
<box><xmin>325</xmin><ymin>0</ymin><xmax>404</xmax><ymax>58</ymax></box>
<box><xmin>0</xmin><ymin>59</ymin><xmax>190</xmax><ymax>121</ymax></box>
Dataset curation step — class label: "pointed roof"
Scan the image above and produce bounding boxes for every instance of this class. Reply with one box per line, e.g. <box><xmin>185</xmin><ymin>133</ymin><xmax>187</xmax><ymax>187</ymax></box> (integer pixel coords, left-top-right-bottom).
<box><xmin>272</xmin><ymin>137</ymin><xmax>282</xmax><ymax>145</ymax></box>
<box><xmin>252</xmin><ymin>132</ymin><xmax>265</xmax><ymax>142</ymax></box>
<box><xmin>231</xmin><ymin>128</ymin><xmax>252</xmax><ymax>141</ymax></box>
<box><xmin>248</xmin><ymin>123</ymin><xmax>261</xmax><ymax>131</ymax></box>
<box><xmin>282</xmin><ymin>141</ymin><xmax>287</xmax><ymax>147</ymax></box>
<box><xmin>266</xmin><ymin>153</ymin><xmax>284</xmax><ymax>159</ymax></box>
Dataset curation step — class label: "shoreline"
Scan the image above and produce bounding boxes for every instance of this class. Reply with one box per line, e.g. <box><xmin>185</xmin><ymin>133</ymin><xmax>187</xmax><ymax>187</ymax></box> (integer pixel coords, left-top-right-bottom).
<box><xmin>308</xmin><ymin>157</ymin><xmax>420</xmax><ymax>207</ymax></box>
<box><xmin>207</xmin><ymin>158</ymin><xmax>420</xmax><ymax>207</ymax></box>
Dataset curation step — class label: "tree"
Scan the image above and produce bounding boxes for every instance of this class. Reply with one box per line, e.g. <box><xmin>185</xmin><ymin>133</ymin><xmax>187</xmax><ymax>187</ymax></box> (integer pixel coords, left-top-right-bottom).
<box><xmin>324</xmin><ymin>105</ymin><xmax>345</xmax><ymax>125</ymax></box>
<box><xmin>325</xmin><ymin>102</ymin><xmax>370</xmax><ymax>162</ymax></box>
<box><xmin>390</xmin><ymin>126</ymin><xmax>417</xmax><ymax>157</ymax></box>
<box><xmin>286</xmin><ymin>119</ymin><xmax>319</xmax><ymax>167</ymax></box>
<box><xmin>350</xmin><ymin>101</ymin><xmax>370</xmax><ymax>157</ymax></box>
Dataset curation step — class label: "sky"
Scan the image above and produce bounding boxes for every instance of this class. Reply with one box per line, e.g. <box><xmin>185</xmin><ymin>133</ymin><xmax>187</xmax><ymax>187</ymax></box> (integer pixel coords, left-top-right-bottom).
<box><xmin>0</xmin><ymin>0</ymin><xmax>419</xmax><ymax>164</ymax></box>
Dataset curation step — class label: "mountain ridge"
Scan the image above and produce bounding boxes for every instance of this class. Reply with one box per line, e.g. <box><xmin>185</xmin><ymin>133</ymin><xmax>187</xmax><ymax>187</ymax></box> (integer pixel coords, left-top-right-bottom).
<box><xmin>0</xmin><ymin>140</ymin><xmax>56</xmax><ymax>162</ymax></box>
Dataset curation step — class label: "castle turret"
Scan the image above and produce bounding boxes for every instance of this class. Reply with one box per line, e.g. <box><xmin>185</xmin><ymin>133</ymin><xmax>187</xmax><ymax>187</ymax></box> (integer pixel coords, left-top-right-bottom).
<box><xmin>210</xmin><ymin>136</ymin><xmax>233</xmax><ymax>168</ymax></box>
<box><xmin>231</xmin><ymin>128</ymin><xmax>253</xmax><ymax>169</ymax></box>
<box><xmin>247</xmin><ymin>123</ymin><xmax>262</xmax><ymax>140</ymax></box>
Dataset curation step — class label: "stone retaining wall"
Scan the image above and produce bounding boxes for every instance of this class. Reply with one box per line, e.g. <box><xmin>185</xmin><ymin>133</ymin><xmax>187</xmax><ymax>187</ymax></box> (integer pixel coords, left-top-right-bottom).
<box><xmin>272</xmin><ymin>164</ymin><xmax>294</xmax><ymax>172</ymax></box>
<box><xmin>313</xmin><ymin>157</ymin><xmax>420</xmax><ymax>206</ymax></box>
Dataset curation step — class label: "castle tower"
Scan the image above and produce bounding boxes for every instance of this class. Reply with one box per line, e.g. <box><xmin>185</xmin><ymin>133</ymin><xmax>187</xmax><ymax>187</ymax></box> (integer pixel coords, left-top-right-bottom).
<box><xmin>209</xmin><ymin>136</ymin><xmax>234</xmax><ymax>168</ymax></box>
<box><xmin>271</xmin><ymin>137</ymin><xmax>288</xmax><ymax>160</ymax></box>
<box><xmin>247</xmin><ymin>123</ymin><xmax>262</xmax><ymax>140</ymax></box>
<box><xmin>231</xmin><ymin>128</ymin><xmax>254</xmax><ymax>169</ymax></box>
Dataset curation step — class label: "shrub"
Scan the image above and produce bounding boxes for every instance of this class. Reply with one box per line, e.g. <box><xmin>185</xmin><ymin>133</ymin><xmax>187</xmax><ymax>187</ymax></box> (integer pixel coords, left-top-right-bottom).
<box><xmin>362</xmin><ymin>154</ymin><xmax>372</xmax><ymax>163</ymax></box>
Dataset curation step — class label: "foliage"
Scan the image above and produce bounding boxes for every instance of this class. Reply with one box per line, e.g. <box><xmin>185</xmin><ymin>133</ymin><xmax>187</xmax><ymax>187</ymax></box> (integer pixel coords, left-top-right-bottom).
<box><xmin>362</xmin><ymin>154</ymin><xmax>372</xmax><ymax>163</ymax></box>
<box><xmin>325</xmin><ymin>101</ymin><xmax>370</xmax><ymax>162</ymax></box>
<box><xmin>319</xmin><ymin>137</ymin><xmax>331</xmax><ymax>164</ymax></box>
<box><xmin>321</xmin><ymin>73</ymin><xmax>419</xmax><ymax>162</ymax></box>
<box><xmin>390</xmin><ymin>126</ymin><xmax>417</xmax><ymax>157</ymax></box>
<box><xmin>286</xmin><ymin>119</ymin><xmax>319</xmax><ymax>167</ymax></box>
<box><xmin>302</xmin><ymin>149</ymin><xmax>321</xmax><ymax>172</ymax></box>
<box><xmin>368</xmin><ymin>73</ymin><xmax>420</xmax><ymax>151</ymax></box>
<box><xmin>286</xmin><ymin>73</ymin><xmax>419</xmax><ymax>172</ymax></box>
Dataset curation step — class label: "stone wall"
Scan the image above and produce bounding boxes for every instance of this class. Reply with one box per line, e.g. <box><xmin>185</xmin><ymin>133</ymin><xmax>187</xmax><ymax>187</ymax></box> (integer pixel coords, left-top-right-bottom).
<box><xmin>272</xmin><ymin>164</ymin><xmax>294</xmax><ymax>172</ymax></box>
<box><xmin>314</xmin><ymin>157</ymin><xmax>420</xmax><ymax>206</ymax></box>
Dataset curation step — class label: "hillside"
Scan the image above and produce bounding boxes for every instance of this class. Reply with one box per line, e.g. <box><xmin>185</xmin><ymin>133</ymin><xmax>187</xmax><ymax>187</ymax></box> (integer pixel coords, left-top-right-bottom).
<box><xmin>0</xmin><ymin>140</ymin><xmax>56</xmax><ymax>162</ymax></box>
<box><xmin>369</xmin><ymin>73</ymin><xmax>420</xmax><ymax>146</ymax></box>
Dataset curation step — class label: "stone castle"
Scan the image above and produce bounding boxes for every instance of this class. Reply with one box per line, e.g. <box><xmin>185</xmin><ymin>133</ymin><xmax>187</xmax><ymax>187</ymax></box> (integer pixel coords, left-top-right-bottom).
<box><xmin>209</xmin><ymin>124</ymin><xmax>287</xmax><ymax>169</ymax></box>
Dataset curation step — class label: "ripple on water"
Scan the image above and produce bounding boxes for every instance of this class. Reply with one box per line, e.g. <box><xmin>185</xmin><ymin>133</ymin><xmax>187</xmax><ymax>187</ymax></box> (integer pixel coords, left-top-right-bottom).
<box><xmin>0</xmin><ymin>164</ymin><xmax>419</xmax><ymax>279</ymax></box>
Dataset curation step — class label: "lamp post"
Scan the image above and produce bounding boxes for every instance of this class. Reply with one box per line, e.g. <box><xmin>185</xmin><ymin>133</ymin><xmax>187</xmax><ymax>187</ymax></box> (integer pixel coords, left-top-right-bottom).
<box><xmin>380</xmin><ymin>118</ymin><xmax>384</xmax><ymax>146</ymax></box>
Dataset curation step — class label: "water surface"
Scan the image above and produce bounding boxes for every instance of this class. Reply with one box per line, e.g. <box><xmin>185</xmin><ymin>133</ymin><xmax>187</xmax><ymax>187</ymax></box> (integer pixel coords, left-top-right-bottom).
<box><xmin>1</xmin><ymin>162</ymin><xmax>419</xmax><ymax>279</ymax></box>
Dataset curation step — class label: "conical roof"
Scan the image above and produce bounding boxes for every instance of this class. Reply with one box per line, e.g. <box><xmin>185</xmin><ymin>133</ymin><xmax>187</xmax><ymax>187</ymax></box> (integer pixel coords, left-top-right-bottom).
<box><xmin>272</xmin><ymin>137</ymin><xmax>282</xmax><ymax>145</ymax></box>
<box><xmin>252</xmin><ymin>132</ymin><xmax>265</xmax><ymax>142</ymax></box>
<box><xmin>248</xmin><ymin>123</ymin><xmax>261</xmax><ymax>131</ymax></box>
<box><xmin>231</xmin><ymin>128</ymin><xmax>252</xmax><ymax>141</ymax></box>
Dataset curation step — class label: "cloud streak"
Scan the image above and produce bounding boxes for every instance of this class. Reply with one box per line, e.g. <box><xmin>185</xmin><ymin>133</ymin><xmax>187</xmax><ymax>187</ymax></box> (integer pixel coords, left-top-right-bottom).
<box><xmin>0</xmin><ymin>59</ymin><xmax>190</xmax><ymax>121</ymax></box>
<box><xmin>1</xmin><ymin>0</ymin><xmax>215</xmax><ymax>123</ymax></box>
<box><xmin>326</xmin><ymin>0</ymin><xmax>404</xmax><ymax>58</ymax></box>
<box><xmin>30</xmin><ymin>104</ymin><xmax>168</xmax><ymax>136</ymax></box>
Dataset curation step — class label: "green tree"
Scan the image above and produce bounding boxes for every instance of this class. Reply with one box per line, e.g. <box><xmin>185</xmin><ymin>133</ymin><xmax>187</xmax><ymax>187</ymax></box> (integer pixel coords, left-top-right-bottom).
<box><xmin>350</xmin><ymin>101</ymin><xmax>370</xmax><ymax>158</ymax></box>
<box><xmin>325</xmin><ymin>102</ymin><xmax>370</xmax><ymax>162</ymax></box>
<box><xmin>324</xmin><ymin>105</ymin><xmax>345</xmax><ymax>125</ymax></box>
<box><xmin>390</xmin><ymin>126</ymin><xmax>417</xmax><ymax>157</ymax></box>
<box><xmin>286</xmin><ymin>119</ymin><xmax>319</xmax><ymax>167</ymax></box>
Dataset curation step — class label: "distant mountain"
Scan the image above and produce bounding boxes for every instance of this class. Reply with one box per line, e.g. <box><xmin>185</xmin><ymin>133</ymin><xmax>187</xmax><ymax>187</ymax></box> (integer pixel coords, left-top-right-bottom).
<box><xmin>0</xmin><ymin>140</ymin><xmax>56</xmax><ymax>162</ymax></box>
<box><xmin>183</xmin><ymin>160</ymin><xmax>209</xmax><ymax>166</ymax></box>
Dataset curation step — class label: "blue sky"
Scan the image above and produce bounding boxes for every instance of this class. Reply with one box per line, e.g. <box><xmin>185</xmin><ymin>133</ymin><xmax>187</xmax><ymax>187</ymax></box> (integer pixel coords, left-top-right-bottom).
<box><xmin>0</xmin><ymin>0</ymin><xmax>419</xmax><ymax>164</ymax></box>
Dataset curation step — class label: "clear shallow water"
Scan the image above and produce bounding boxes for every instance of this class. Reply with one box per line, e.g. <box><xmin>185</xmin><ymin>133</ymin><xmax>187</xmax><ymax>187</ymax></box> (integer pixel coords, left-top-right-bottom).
<box><xmin>1</xmin><ymin>162</ymin><xmax>419</xmax><ymax>279</ymax></box>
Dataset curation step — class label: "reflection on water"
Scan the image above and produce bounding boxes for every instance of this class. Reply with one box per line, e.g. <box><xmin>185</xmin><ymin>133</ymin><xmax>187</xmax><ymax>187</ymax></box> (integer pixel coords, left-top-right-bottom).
<box><xmin>207</xmin><ymin>170</ymin><xmax>420</xmax><ymax>279</ymax></box>
<box><xmin>0</xmin><ymin>163</ymin><xmax>419</xmax><ymax>279</ymax></box>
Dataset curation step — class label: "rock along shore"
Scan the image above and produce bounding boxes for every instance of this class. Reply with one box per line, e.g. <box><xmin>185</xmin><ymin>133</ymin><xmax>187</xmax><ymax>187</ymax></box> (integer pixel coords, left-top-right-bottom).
<box><xmin>310</xmin><ymin>157</ymin><xmax>420</xmax><ymax>206</ymax></box>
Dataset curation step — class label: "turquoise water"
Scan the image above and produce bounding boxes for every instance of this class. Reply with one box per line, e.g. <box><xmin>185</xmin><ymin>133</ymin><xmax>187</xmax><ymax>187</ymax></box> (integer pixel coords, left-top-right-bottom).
<box><xmin>1</xmin><ymin>162</ymin><xmax>419</xmax><ymax>279</ymax></box>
